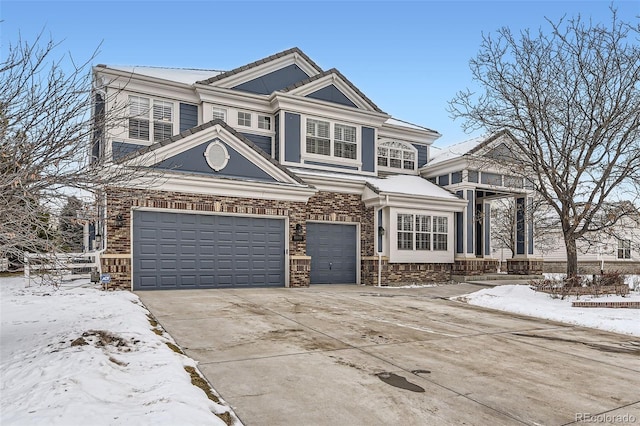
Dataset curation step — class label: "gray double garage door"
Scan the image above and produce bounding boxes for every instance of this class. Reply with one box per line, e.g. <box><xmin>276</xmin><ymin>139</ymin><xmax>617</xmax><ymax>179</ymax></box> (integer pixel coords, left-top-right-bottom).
<box><xmin>132</xmin><ymin>211</ymin><xmax>356</xmax><ymax>290</ymax></box>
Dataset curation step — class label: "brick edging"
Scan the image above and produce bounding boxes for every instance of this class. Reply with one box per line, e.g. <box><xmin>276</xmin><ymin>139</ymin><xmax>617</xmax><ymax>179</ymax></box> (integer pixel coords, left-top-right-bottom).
<box><xmin>572</xmin><ymin>301</ymin><xmax>640</xmax><ymax>309</ymax></box>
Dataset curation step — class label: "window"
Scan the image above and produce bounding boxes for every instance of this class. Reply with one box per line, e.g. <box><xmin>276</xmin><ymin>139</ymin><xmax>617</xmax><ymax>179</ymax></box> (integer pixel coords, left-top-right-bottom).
<box><xmin>415</xmin><ymin>215</ymin><xmax>431</xmax><ymax>250</ymax></box>
<box><xmin>433</xmin><ymin>216</ymin><xmax>448</xmax><ymax>251</ymax></box>
<box><xmin>129</xmin><ymin>96</ymin><xmax>150</xmax><ymax>140</ymax></box>
<box><xmin>397</xmin><ymin>214</ymin><xmax>413</xmax><ymax>250</ymax></box>
<box><xmin>306</xmin><ymin>119</ymin><xmax>331</xmax><ymax>156</ymax></box>
<box><xmin>238</xmin><ymin>111</ymin><xmax>251</xmax><ymax>127</ymax></box>
<box><xmin>618</xmin><ymin>239</ymin><xmax>631</xmax><ymax>259</ymax></box>
<box><xmin>258</xmin><ymin>115</ymin><xmax>271</xmax><ymax>130</ymax></box>
<box><xmin>334</xmin><ymin>124</ymin><xmax>357</xmax><ymax>159</ymax></box>
<box><xmin>397</xmin><ymin>214</ymin><xmax>448</xmax><ymax>251</ymax></box>
<box><xmin>153</xmin><ymin>100</ymin><xmax>173</xmax><ymax>141</ymax></box>
<box><xmin>378</xmin><ymin>141</ymin><xmax>416</xmax><ymax>170</ymax></box>
<box><xmin>212</xmin><ymin>107</ymin><xmax>227</xmax><ymax>122</ymax></box>
<box><xmin>129</xmin><ymin>96</ymin><xmax>173</xmax><ymax>142</ymax></box>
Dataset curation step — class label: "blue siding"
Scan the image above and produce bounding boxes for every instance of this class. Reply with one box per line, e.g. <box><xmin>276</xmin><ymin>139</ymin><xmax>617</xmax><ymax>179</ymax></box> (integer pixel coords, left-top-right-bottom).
<box><xmin>306</xmin><ymin>85</ymin><xmax>357</xmax><ymax>108</ymax></box>
<box><xmin>516</xmin><ymin>197</ymin><xmax>526</xmax><ymax>255</ymax></box>
<box><xmin>361</xmin><ymin>127</ymin><xmax>375</xmax><ymax>172</ymax></box>
<box><xmin>413</xmin><ymin>144</ymin><xmax>428</xmax><ymax>167</ymax></box>
<box><xmin>232</xmin><ymin>64</ymin><xmax>310</xmax><ymax>94</ymax></box>
<box><xmin>179</xmin><ymin>103</ymin><xmax>198</xmax><ymax>132</ymax></box>
<box><xmin>112</xmin><ymin>141</ymin><xmax>144</xmax><ymax>160</ymax></box>
<box><xmin>274</xmin><ymin>113</ymin><xmax>280</xmax><ymax>161</ymax></box>
<box><xmin>466</xmin><ymin>190</ymin><xmax>474</xmax><ymax>254</ymax></box>
<box><xmin>153</xmin><ymin>139</ymin><xmax>276</xmax><ymax>182</ymax></box>
<box><xmin>241</xmin><ymin>133</ymin><xmax>272</xmax><ymax>156</ymax></box>
<box><xmin>284</xmin><ymin>112</ymin><xmax>301</xmax><ymax>163</ymax></box>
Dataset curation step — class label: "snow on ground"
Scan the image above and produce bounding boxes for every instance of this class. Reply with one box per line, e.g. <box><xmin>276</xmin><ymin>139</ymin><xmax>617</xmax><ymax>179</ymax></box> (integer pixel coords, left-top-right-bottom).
<box><xmin>0</xmin><ymin>275</ymin><xmax>239</xmax><ymax>426</ymax></box>
<box><xmin>456</xmin><ymin>284</ymin><xmax>640</xmax><ymax>337</ymax></box>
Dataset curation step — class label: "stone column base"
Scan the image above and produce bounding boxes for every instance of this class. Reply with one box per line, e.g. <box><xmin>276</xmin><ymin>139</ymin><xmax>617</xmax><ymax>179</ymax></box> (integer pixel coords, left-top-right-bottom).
<box><xmin>289</xmin><ymin>255</ymin><xmax>311</xmax><ymax>287</ymax></box>
<box><xmin>453</xmin><ymin>258</ymin><xmax>499</xmax><ymax>276</ymax></box>
<box><xmin>507</xmin><ymin>258</ymin><xmax>543</xmax><ymax>275</ymax></box>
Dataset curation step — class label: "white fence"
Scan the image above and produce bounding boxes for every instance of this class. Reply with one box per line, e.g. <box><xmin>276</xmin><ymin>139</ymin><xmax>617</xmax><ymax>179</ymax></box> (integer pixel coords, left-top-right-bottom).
<box><xmin>24</xmin><ymin>252</ymin><xmax>101</xmax><ymax>285</ymax></box>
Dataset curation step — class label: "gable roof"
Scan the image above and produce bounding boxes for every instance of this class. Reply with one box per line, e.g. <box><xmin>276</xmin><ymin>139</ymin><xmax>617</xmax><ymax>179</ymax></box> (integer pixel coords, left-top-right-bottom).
<box><xmin>196</xmin><ymin>47</ymin><xmax>323</xmax><ymax>85</ymax></box>
<box><xmin>117</xmin><ymin>119</ymin><xmax>307</xmax><ymax>185</ymax></box>
<box><xmin>279</xmin><ymin>68</ymin><xmax>384</xmax><ymax>113</ymax></box>
<box><xmin>429</xmin><ymin>130</ymin><xmax>514</xmax><ymax>165</ymax></box>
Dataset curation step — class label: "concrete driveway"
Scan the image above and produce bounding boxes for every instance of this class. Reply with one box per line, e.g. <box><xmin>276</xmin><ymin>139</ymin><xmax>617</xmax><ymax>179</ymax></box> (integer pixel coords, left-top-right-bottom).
<box><xmin>138</xmin><ymin>284</ymin><xmax>640</xmax><ymax>425</ymax></box>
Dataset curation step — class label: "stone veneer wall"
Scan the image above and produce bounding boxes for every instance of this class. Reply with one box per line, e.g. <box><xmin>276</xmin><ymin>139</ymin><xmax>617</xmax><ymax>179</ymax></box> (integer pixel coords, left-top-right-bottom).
<box><xmin>362</xmin><ymin>257</ymin><xmax>452</xmax><ymax>286</ymax></box>
<box><xmin>102</xmin><ymin>188</ymin><xmax>374</xmax><ymax>290</ymax></box>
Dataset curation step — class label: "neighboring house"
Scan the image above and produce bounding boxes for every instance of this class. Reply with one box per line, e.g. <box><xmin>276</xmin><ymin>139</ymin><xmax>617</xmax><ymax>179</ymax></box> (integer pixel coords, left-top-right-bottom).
<box><xmin>92</xmin><ymin>48</ymin><xmax>539</xmax><ymax>290</ymax></box>
<box><xmin>535</xmin><ymin>209</ymin><xmax>640</xmax><ymax>274</ymax></box>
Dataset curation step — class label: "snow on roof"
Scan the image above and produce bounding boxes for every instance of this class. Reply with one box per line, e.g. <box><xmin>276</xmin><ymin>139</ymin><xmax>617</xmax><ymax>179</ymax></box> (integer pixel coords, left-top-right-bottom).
<box><xmin>429</xmin><ymin>134</ymin><xmax>488</xmax><ymax>165</ymax></box>
<box><xmin>290</xmin><ymin>168</ymin><xmax>460</xmax><ymax>201</ymax></box>
<box><xmin>384</xmin><ymin>117</ymin><xmax>437</xmax><ymax>133</ymax></box>
<box><xmin>366</xmin><ymin>174</ymin><xmax>460</xmax><ymax>199</ymax></box>
<box><xmin>104</xmin><ymin>65</ymin><xmax>223</xmax><ymax>85</ymax></box>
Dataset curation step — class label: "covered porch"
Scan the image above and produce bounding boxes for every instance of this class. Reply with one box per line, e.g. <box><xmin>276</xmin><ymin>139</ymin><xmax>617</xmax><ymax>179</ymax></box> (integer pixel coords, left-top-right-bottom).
<box><xmin>421</xmin><ymin>134</ymin><xmax>543</xmax><ymax>279</ymax></box>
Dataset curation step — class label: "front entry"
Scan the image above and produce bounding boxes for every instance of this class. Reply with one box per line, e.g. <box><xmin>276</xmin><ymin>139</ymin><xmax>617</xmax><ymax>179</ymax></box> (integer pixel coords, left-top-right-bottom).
<box><xmin>306</xmin><ymin>222</ymin><xmax>357</xmax><ymax>284</ymax></box>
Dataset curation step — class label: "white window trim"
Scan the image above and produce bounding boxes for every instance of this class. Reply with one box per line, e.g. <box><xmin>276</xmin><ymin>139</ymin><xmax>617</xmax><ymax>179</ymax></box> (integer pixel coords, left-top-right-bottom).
<box><xmin>301</xmin><ymin>115</ymin><xmax>362</xmax><ymax>167</ymax></box>
<box><xmin>127</xmin><ymin>95</ymin><xmax>176</xmax><ymax>143</ymax></box>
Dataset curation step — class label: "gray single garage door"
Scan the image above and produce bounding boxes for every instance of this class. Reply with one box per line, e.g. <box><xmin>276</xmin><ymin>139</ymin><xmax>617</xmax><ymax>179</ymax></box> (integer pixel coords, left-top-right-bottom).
<box><xmin>306</xmin><ymin>222</ymin><xmax>357</xmax><ymax>284</ymax></box>
<box><xmin>133</xmin><ymin>210</ymin><xmax>285</xmax><ymax>290</ymax></box>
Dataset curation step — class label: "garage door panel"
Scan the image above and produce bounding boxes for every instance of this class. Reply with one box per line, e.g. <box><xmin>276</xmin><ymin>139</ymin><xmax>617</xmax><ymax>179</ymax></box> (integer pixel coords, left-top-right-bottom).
<box><xmin>307</xmin><ymin>223</ymin><xmax>357</xmax><ymax>284</ymax></box>
<box><xmin>133</xmin><ymin>211</ymin><xmax>284</xmax><ymax>290</ymax></box>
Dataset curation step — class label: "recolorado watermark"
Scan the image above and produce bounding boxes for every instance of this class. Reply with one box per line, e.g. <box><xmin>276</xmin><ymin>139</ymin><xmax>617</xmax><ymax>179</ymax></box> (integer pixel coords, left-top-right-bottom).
<box><xmin>576</xmin><ymin>413</ymin><xmax>637</xmax><ymax>423</ymax></box>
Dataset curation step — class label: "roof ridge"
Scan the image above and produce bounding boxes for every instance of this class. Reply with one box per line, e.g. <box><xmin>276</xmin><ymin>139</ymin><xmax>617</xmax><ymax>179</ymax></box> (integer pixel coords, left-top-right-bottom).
<box><xmin>196</xmin><ymin>47</ymin><xmax>323</xmax><ymax>85</ymax></box>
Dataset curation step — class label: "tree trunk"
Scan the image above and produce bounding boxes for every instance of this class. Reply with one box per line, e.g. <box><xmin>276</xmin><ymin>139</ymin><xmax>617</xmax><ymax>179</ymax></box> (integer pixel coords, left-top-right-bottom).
<box><xmin>564</xmin><ymin>234</ymin><xmax>579</xmax><ymax>286</ymax></box>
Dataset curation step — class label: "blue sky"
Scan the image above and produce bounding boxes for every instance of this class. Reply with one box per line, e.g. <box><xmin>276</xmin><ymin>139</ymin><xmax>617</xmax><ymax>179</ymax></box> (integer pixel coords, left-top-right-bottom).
<box><xmin>2</xmin><ymin>0</ymin><xmax>638</xmax><ymax>147</ymax></box>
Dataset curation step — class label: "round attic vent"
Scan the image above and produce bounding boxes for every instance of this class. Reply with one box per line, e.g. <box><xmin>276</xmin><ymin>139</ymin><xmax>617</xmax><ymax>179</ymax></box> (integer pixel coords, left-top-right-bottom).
<box><xmin>204</xmin><ymin>141</ymin><xmax>230</xmax><ymax>171</ymax></box>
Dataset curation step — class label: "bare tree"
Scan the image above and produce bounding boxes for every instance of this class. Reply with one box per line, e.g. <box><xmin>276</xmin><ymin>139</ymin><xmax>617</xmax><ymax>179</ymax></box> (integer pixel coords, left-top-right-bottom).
<box><xmin>490</xmin><ymin>197</ymin><xmax>560</xmax><ymax>260</ymax></box>
<box><xmin>1</xmin><ymin>32</ymin><xmax>157</xmax><ymax>275</ymax></box>
<box><xmin>449</xmin><ymin>7</ymin><xmax>640</xmax><ymax>280</ymax></box>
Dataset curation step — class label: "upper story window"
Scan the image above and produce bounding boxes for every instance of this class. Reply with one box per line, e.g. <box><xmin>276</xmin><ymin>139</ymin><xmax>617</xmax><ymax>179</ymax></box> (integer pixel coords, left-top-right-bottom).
<box><xmin>378</xmin><ymin>141</ymin><xmax>416</xmax><ymax>170</ymax></box>
<box><xmin>128</xmin><ymin>95</ymin><xmax>173</xmax><ymax>142</ymax></box>
<box><xmin>334</xmin><ymin>124</ymin><xmax>357</xmax><ymax>159</ymax></box>
<box><xmin>306</xmin><ymin>119</ymin><xmax>331</xmax><ymax>155</ymax></box>
<box><xmin>238</xmin><ymin>111</ymin><xmax>251</xmax><ymax>127</ymax></box>
<box><xmin>397</xmin><ymin>214</ymin><xmax>448</xmax><ymax>251</ymax></box>
<box><xmin>258</xmin><ymin>115</ymin><xmax>271</xmax><ymax>130</ymax></box>
<box><xmin>618</xmin><ymin>239</ymin><xmax>631</xmax><ymax>259</ymax></box>
<box><xmin>212</xmin><ymin>107</ymin><xmax>227</xmax><ymax>122</ymax></box>
<box><xmin>305</xmin><ymin>118</ymin><xmax>358</xmax><ymax>160</ymax></box>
